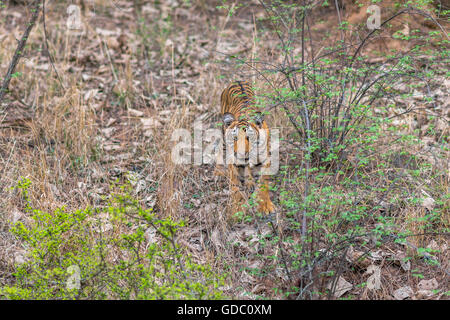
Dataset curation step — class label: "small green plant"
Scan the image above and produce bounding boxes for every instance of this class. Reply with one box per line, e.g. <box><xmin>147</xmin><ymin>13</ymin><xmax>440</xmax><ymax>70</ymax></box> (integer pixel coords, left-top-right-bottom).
<box><xmin>1</xmin><ymin>179</ymin><xmax>227</xmax><ymax>300</ymax></box>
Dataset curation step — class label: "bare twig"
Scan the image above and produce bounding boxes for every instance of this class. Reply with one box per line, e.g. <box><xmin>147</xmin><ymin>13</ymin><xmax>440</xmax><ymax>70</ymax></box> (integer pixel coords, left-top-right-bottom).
<box><xmin>0</xmin><ymin>0</ymin><xmax>41</xmax><ymax>107</ymax></box>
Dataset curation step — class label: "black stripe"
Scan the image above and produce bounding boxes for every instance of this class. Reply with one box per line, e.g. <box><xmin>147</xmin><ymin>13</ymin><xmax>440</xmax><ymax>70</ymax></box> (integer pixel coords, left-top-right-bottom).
<box><xmin>236</xmin><ymin>81</ymin><xmax>251</xmax><ymax>106</ymax></box>
<box><xmin>237</xmin><ymin>81</ymin><xmax>246</xmax><ymax>96</ymax></box>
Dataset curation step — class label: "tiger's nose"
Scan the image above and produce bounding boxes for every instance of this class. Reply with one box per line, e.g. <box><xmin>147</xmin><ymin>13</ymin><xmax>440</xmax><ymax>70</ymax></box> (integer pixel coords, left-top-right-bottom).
<box><xmin>238</xmin><ymin>127</ymin><xmax>248</xmax><ymax>137</ymax></box>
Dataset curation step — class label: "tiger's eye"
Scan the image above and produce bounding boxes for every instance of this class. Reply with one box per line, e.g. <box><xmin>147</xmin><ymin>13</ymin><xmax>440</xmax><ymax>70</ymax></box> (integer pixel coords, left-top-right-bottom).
<box><xmin>254</xmin><ymin>114</ymin><xmax>264</xmax><ymax>127</ymax></box>
<box><xmin>223</xmin><ymin>113</ymin><xmax>235</xmax><ymax>127</ymax></box>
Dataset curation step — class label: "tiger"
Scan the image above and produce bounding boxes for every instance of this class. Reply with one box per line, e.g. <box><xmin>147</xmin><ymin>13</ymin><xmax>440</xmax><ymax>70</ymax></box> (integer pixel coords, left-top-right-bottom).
<box><xmin>218</xmin><ymin>80</ymin><xmax>275</xmax><ymax>215</ymax></box>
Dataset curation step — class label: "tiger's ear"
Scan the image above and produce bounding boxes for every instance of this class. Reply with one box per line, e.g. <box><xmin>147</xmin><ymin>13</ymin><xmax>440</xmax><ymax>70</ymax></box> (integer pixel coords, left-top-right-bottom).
<box><xmin>223</xmin><ymin>113</ymin><xmax>234</xmax><ymax>127</ymax></box>
<box><xmin>254</xmin><ymin>113</ymin><xmax>264</xmax><ymax>127</ymax></box>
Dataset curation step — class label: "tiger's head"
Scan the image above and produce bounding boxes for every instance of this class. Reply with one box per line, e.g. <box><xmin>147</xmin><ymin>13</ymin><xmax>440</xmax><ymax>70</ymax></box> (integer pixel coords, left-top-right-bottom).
<box><xmin>223</xmin><ymin>112</ymin><xmax>269</xmax><ymax>166</ymax></box>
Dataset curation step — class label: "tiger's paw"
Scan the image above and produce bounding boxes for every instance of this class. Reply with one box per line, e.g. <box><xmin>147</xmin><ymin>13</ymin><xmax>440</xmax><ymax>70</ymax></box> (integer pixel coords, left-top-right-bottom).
<box><xmin>213</xmin><ymin>166</ymin><xmax>226</xmax><ymax>177</ymax></box>
<box><xmin>258</xmin><ymin>199</ymin><xmax>275</xmax><ymax>214</ymax></box>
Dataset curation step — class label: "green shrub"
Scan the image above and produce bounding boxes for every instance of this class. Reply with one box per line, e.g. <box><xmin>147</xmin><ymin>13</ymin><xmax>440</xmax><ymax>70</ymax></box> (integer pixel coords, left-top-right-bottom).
<box><xmin>1</xmin><ymin>178</ymin><xmax>226</xmax><ymax>300</ymax></box>
<box><xmin>217</xmin><ymin>0</ymin><xmax>448</xmax><ymax>299</ymax></box>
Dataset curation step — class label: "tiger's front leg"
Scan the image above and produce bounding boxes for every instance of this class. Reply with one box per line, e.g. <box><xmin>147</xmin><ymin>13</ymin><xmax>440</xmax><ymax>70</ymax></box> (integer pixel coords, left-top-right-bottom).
<box><xmin>255</xmin><ymin>126</ymin><xmax>275</xmax><ymax>214</ymax></box>
<box><xmin>245</xmin><ymin>166</ymin><xmax>256</xmax><ymax>193</ymax></box>
<box><xmin>257</xmin><ymin>163</ymin><xmax>275</xmax><ymax>214</ymax></box>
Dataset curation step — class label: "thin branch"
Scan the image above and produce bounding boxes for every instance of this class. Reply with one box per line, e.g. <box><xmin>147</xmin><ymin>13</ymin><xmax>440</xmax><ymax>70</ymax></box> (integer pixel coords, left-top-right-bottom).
<box><xmin>0</xmin><ymin>0</ymin><xmax>41</xmax><ymax>107</ymax></box>
<box><xmin>42</xmin><ymin>0</ymin><xmax>66</xmax><ymax>90</ymax></box>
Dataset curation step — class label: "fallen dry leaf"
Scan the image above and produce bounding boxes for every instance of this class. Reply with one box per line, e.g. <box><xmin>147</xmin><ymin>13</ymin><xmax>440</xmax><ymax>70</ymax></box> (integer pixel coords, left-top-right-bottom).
<box><xmin>11</xmin><ymin>208</ymin><xmax>24</xmax><ymax>224</ymax></box>
<box><xmin>421</xmin><ymin>197</ymin><xmax>435</xmax><ymax>211</ymax></box>
<box><xmin>415</xmin><ymin>290</ymin><xmax>435</xmax><ymax>299</ymax></box>
<box><xmin>394</xmin><ymin>251</ymin><xmax>411</xmax><ymax>271</ymax></box>
<box><xmin>328</xmin><ymin>276</ymin><xmax>353</xmax><ymax>298</ymax></box>
<box><xmin>365</xmin><ymin>265</ymin><xmax>381</xmax><ymax>291</ymax></box>
<box><xmin>101</xmin><ymin>127</ymin><xmax>115</xmax><ymax>138</ymax></box>
<box><xmin>84</xmin><ymin>88</ymin><xmax>99</xmax><ymax>101</ymax></box>
<box><xmin>417</xmin><ymin>278</ymin><xmax>438</xmax><ymax>291</ymax></box>
<box><xmin>96</xmin><ymin>27</ymin><xmax>121</xmax><ymax>37</ymax></box>
<box><xmin>103</xmin><ymin>143</ymin><xmax>121</xmax><ymax>151</ymax></box>
<box><xmin>90</xmin><ymin>212</ymin><xmax>113</xmax><ymax>233</ymax></box>
<box><xmin>426</xmin><ymin>240</ymin><xmax>440</xmax><ymax>251</ymax></box>
<box><xmin>106</xmin><ymin>118</ymin><xmax>117</xmax><ymax>127</ymax></box>
<box><xmin>128</xmin><ymin>108</ymin><xmax>144</xmax><ymax>117</ymax></box>
<box><xmin>141</xmin><ymin>117</ymin><xmax>162</xmax><ymax>129</ymax></box>
<box><xmin>145</xmin><ymin>227</ymin><xmax>157</xmax><ymax>244</ymax></box>
<box><xmin>14</xmin><ymin>251</ymin><xmax>27</xmax><ymax>265</ymax></box>
<box><xmin>393</xmin><ymin>286</ymin><xmax>413</xmax><ymax>300</ymax></box>
<box><xmin>346</xmin><ymin>246</ymin><xmax>371</xmax><ymax>268</ymax></box>
<box><xmin>143</xmin><ymin>130</ymin><xmax>152</xmax><ymax>138</ymax></box>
